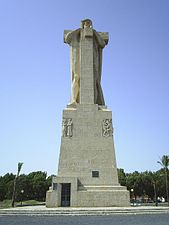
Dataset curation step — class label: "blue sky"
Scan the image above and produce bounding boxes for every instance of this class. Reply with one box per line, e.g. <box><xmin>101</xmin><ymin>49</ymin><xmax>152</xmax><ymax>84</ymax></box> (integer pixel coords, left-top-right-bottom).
<box><xmin>0</xmin><ymin>0</ymin><xmax>169</xmax><ymax>176</ymax></box>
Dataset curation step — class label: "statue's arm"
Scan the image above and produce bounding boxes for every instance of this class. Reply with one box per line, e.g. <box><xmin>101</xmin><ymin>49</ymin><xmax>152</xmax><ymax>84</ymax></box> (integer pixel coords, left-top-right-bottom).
<box><xmin>64</xmin><ymin>30</ymin><xmax>73</xmax><ymax>44</ymax></box>
<box><xmin>64</xmin><ymin>29</ymin><xmax>81</xmax><ymax>44</ymax></box>
<box><xmin>93</xmin><ymin>30</ymin><xmax>106</xmax><ymax>48</ymax></box>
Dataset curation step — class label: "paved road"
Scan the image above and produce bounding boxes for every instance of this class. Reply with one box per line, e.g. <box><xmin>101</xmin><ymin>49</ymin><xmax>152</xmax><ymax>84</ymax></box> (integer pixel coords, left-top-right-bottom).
<box><xmin>0</xmin><ymin>214</ymin><xmax>169</xmax><ymax>225</ymax></box>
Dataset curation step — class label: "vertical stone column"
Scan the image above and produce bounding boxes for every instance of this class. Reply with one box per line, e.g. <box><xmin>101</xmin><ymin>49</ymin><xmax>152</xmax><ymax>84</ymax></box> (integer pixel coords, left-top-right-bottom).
<box><xmin>80</xmin><ymin>28</ymin><xmax>94</xmax><ymax>104</ymax></box>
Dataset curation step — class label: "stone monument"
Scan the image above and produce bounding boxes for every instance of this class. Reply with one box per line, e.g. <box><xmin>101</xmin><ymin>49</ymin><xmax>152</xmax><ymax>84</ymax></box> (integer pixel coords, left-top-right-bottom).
<box><xmin>46</xmin><ymin>19</ymin><xmax>130</xmax><ymax>207</ymax></box>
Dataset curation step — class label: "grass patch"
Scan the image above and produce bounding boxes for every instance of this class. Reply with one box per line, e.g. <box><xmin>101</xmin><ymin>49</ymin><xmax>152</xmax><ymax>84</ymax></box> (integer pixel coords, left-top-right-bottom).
<box><xmin>0</xmin><ymin>199</ymin><xmax>12</xmax><ymax>209</ymax></box>
<box><xmin>0</xmin><ymin>199</ymin><xmax>45</xmax><ymax>208</ymax></box>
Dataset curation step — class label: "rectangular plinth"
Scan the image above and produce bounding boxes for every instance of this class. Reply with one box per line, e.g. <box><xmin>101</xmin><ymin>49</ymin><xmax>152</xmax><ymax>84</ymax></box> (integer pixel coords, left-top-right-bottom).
<box><xmin>46</xmin><ymin>177</ymin><xmax>130</xmax><ymax>207</ymax></box>
<box><xmin>46</xmin><ymin>104</ymin><xmax>130</xmax><ymax>207</ymax></box>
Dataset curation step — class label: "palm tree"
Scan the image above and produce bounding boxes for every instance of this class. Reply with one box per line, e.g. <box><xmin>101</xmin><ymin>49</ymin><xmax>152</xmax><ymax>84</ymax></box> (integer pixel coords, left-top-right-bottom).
<box><xmin>157</xmin><ymin>155</ymin><xmax>169</xmax><ymax>206</ymax></box>
<box><xmin>151</xmin><ymin>172</ymin><xmax>158</xmax><ymax>206</ymax></box>
<box><xmin>11</xmin><ymin>162</ymin><xmax>23</xmax><ymax>207</ymax></box>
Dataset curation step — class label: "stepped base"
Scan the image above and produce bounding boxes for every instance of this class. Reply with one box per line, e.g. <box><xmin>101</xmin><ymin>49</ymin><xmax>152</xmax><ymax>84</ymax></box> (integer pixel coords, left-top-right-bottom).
<box><xmin>46</xmin><ymin>176</ymin><xmax>130</xmax><ymax>207</ymax></box>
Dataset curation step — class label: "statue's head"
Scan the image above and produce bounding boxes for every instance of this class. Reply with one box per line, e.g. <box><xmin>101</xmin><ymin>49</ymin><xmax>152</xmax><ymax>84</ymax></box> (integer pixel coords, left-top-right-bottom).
<box><xmin>81</xmin><ymin>19</ymin><xmax>93</xmax><ymax>28</ymax></box>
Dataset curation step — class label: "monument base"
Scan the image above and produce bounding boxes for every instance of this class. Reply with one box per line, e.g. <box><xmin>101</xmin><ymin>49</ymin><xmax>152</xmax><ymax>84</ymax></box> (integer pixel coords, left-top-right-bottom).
<box><xmin>46</xmin><ymin>176</ymin><xmax>130</xmax><ymax>207</ymax></box>
<box><xmin>46</xmin><ymin>104</ymin><xmax>130</xmax><ymax>207</ymax></box>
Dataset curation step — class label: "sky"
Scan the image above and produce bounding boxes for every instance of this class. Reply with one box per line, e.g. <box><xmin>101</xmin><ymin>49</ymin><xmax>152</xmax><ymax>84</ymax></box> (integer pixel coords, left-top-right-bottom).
<box><xmin>0</xmin><ymin>0</ymin><xmax>169</xmax><ymax>176</ymax></box>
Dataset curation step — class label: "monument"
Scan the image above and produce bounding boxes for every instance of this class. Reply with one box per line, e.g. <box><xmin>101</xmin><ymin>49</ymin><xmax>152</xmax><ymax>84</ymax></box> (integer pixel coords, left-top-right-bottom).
<box><xmin>46</xmin><ymin>19</ymin><xmax>130</xmax><ymax>207</ymax></box>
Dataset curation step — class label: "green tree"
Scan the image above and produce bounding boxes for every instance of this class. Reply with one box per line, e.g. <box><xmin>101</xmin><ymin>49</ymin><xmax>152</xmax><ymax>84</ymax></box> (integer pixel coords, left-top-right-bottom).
<box><xmin>146</xmin><ymin>171</ymin><xmax>158</xmax><ymax>205</ymax></box>
<box><xmin>117</xmin><ymin>168</ymin><xmax>126</xmax><ymax>186</ymax></box>
<box><xmin>11</xmin><ymin>162</ymin><xmax>23</xmax><ymax>207</ymax></box>
<box><xmin>157</xmin><ymin>155</ymin><xmax>169</xmax><ymax>205</ymax></box>
<box><xmin>134</xmin><ymin>173</ymin><xmax>145</xmax><ymax>200</ymax></box>
<box><xmin>27</xmin><ymin>171</ymin><xmax>48</xmax><ymax>201</ymax></box>
<box><xmin>155</xmin><ymin>169</ymin><xmax>166</xmax><ymax>198</ymax></box>
<box><xmin>0</xmin><ymin>176</ymin><xmax>5</xmax><ymax>201</ymax></box>
<box><xmin>0</xmin><ymin>173</ymin><xmax>15</xmax><ymax>201</ymax></box>
<box><xmin>126</xmin><ymin>171</ymin><xmax>151</xmax><ymax>201</ymax></box>
<box><xmin>126</xmin><ymin>171</ymin><xmax>141</xmax><ymax>200</ymax></box>
<box><xmin>15</xmin><ymin>174</ymin><xmax>29</xmax><ymax>202</ymax></box>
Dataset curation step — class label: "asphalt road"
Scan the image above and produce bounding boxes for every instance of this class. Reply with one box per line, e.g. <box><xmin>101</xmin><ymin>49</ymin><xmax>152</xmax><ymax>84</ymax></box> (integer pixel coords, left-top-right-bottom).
<box><xmin>0</xmin><ymin>214</ymin><xmax>169</xmax><ymax>225</ymax></box>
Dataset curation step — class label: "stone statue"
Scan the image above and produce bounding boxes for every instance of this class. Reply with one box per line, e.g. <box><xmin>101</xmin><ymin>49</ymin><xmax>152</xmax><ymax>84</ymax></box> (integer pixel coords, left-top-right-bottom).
<box><xmin>64</xmin><ymin>27</ymin><xmax>80</xmax><ymax>105</ymax></box>
<box><xmin>64</xmin><ymin>19</ymin><xmax>108</xmax><ymax>106</ymax></box>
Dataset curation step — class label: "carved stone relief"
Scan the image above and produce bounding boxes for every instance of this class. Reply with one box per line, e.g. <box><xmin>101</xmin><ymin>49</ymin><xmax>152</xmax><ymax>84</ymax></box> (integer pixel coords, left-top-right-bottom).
<box><xmin>62</xmin><ymin>118</ymin><xmax>73</xmax><ymax>137</ymax></box>
<box><xmin>102</xmin><ymin>119</ymin><xmax>113</xmax><ymax>137</ymax></box>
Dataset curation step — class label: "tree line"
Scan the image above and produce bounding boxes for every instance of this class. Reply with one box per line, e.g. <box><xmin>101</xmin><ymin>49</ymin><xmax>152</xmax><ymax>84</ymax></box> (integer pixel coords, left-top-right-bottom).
<box><xmin>118</xmin><ymin>155</ymin><xmax>169</xmax><ymax>204</ymax></box>
<box><xmin>118</xmin><ymin>168</ymin><xmax>167</xmax><ymax>203</ymax></box>
<box><xmin>0</xmin><ymin>171</ymin><xmax>52</xmax><ymax>202</ymax></box>
<box><xmin>0</xmin><ymin>155</ymin><xmax>168</xmax><ymax>204</ymax></box>
<box><xmin>0</xmin><ymin>169</ymin><xmax>168</xmax><ymax>203</ymax></box>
